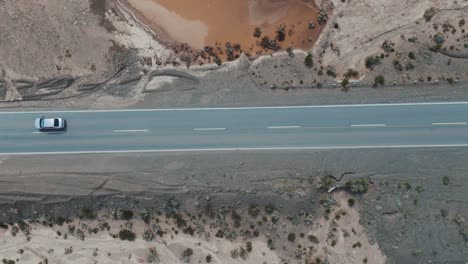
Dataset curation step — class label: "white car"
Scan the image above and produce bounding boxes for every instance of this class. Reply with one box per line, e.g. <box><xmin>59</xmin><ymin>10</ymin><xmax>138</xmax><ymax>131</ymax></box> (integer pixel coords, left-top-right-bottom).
<box><xmin>35</xmin><ymin>116</ymin><xmax>66</xmax><ymax>130</ymax></box>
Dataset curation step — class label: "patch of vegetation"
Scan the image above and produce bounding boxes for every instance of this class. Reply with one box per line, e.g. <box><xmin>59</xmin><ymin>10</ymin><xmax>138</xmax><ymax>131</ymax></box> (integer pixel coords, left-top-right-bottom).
<box><xmin>440</xmin><ymin>209</ymin><xmax>448</xmax><ymax>218</ymax></box>
<box><xmin>304</xmin><ymin>52</ymin><xmax>314</xmax><ymax>68</ymax></box>
<box><xmin>286</xmin><ymin>47</ymin><xmax>294</xmax><ymax>57</ymax></box>
<box><xmin>374</xmin><ymin>75</ymin><xmax>385</xmax><ymax>87</ymax></box>
<box><xmin>326</xmin><ymin>66</ymin><xmax>337</xmax><ymax>77</ymax></box>
<box><xmin>253</xmin><ymin>27</ymin><xmax>262</xmax><ymax>38</ymax></box>
<box><xmin>79</xmin><ymin>208</ymin><xmax>95</xmax><ymax>220</ymax></box>
<box><xmin>183</xmin><ymin>226</ymin><xmax>195</xmax><ymax>236</ymax></box>
<box><xmin>267</xmin><ymin>239</ymin><xmax>275</xmax><ymax>250</ymax></box>
<box><xmin>248</xmin><ymin>204</ymin><xmax>261</xmax><ymax>217</ymax></box>
<box><xmin>264</xmin><ymin>204</ymin><xmax>276</xmax><ymax>214</ymax></box>
<box><xmin>319</xmin><ymin>196</ymin><xmax>337</xmax><ymax>208</ymax></box>
<box><xmin>147</xmin><ymin>247</ymin><xmax>159</xmax><ymax>263</ymax></box>
<box><xmin>276</xmin><ymin>24</ymin><xmax>286</xmax><ymax>42</ymax></box>
<box><xmin>118</xmin><ymin>229</ymin><xmax>136</xmax><ymax>241</ymax></box>
<box><xmin>288</xmin><ymin>232</ymin><xmax>296</xmax><ymax>242</ymax></box>
<box><xmin>206</xmin><ymin>255</ymin><xmax>212</xmax><ymax>263</ymax></box>
<box><xmin>365</xmin><ymin>56</ymin><xmax>382</xmax><ymax>70</ymax></box>
<box><xmin>408</xmin><ymin>52</ymin><xmax>416</xmax><ymax>60</ymax></box>
<box><xmin>260</xmin><ymin>36</ymin><xmax>280</xmax><ymax>51</ymax></box>
<box><xmin>344</xmin><ymin>69</ymin><xmax>359</xmax><ymax>79</ymax></box>
<box><xmin>341</xmin><ymin>79</ymin><xmax>349</xmax><ymax>90</ymax></box>
<box><xmin>246</xmin><ymin>241</ymin><xmax>253</xmax><ymax>252</ymax></box>
<box><xmin>442</xmin><ymin>176</ymin><xmax>450</xmax><ymax>185</ymax></box>
<box><xmin>141</xmin><ymin>210</ymin><xmax>151</xmax><ymax>224</ymax></box>
<box><xmin>348</xmin><ymin>198</ymin><xmax>355</xmax><ymax>207</ymax></box>
<box><xmin>182</xmin><ymin>248</ymin><xmax>193</xmax><ymax>261</ymax></box>
<box><xmin>381</xmin><ymin>40</ymin><xmax>395</xmax><ymax>53</ymax></box>
<box><xmin>423</xmin><ymin>7</ymin><xmax>438</xmax><ymax>22</ymax></box>
<box><xmin>404</xmin><ymin>182</ymin><xmax>412</xmax><ymax>191</ymax></box>
<box><xmin>447</xmin><ymin>77</ymin><xmax>454</xmax><ymax>85</ymax></box>
<box><xmin>318</xmin><ymin>174</ymin><xmax>335</xmax><ymax>191</ymax></box>
<box><xmin>120</xmin><ymin>209</ymin><xmax>134</xmax><ymax>221</ymax></box>
<box><xmin>433</xmin><ymin>33</ymin><xmax>445</xmax><ymax>49</ymax></box>
<box><xmin>345</xmin><ymin>178</ymin><xmax>369</xmax><ymax>193</ymax></box>
<box><xmin>308</xmin><ymin>234</ymin><xmax>319</xmax><ymax>244</ymax></box>
<box><xmin>408</xmin><ymin>37</ymin><xmax>418</xmax><ymax>43</ymax></box>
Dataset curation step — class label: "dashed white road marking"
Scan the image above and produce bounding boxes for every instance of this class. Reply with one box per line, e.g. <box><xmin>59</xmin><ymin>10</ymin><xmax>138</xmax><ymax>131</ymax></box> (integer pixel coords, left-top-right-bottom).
<box><xmin>194</xmin><ymin>128</ymin><xmax>227</xmax><ymax>131</ymax></box>
<box><xmin>432</xmin><ymin>122</ymin><xmax>467</xmax><ymax>126</ymax></box>
<box><xmin>267</xmin><ymin>126</ymin><xmax>302</xmax><ymax>129</ymax></box>
<box><xmin>351</xmin><ymin>124</ymin><xmax>387</xmax><ymax>127</ymax></box>
<box><xmin>114</xmin><ymin>129</ymin><xmax>149</xmax><ymax>133</ymax></box>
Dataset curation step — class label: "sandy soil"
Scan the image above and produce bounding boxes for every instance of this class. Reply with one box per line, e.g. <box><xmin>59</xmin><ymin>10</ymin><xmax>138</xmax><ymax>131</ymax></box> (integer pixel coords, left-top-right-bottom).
<box><xmin>0</xmin><ymin>190</ymin><xmax>385</xmax><ymax>264</ymax></box>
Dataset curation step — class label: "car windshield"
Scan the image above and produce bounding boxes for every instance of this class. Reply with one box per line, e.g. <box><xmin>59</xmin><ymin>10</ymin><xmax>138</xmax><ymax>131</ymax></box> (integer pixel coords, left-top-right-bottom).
<box><xmin>54</xmin><ymin>119</ymin><xmax>59</xmax><ymax>127</ymax></box>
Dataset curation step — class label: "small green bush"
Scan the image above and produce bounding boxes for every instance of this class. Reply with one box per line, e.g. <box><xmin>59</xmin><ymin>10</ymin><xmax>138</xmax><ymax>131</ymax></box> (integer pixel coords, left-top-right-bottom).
<box><xmin>287</xmin><ymin>232</ymin><xmax>296</xmax><ymax>242</ymax></box>
<box><xmin>442</xmin><ymin>176</ymin><xmax>450</xmax><ymax>185</ymax></box>
<box><xmin>308</xmin><ymin>234</ymin><xmax>319</xmax><ymax>244</ymax></box>
<box><xmin>120</xmin><ymin>210</ymin><xmax>134</xmax><ymax>221</ymax></box>
<box><xmin>304</xmin><ymin>52</ymin><xmax>314</xmax><ymax>68</ymax></box>
<box><xmin>374</xmin><ymin>75</ymin><xmax>385</xmax><ymax>87</ymax></box>
<box><xmin>348</xmin><ymin>198</ymin><xmax>355</xmax><ymax>207</ymax></box>
<box><xmin>408</xmin><ymin>52</ymin><xmax>416</xmax><ymax>60</ymax></box>
<box><xmin>341</xmin><ymin>79</ymin><xmax>349</xmax><ymax>88</ymax></box>
<box><xmin>365</xmin><ymin>56</ymin><xmax>382</xmax><ymax>70</ymax></box>
<box><xmin>345</xmin><ymin>179</ymin><xmax>369</xmax><ymax>193</ymax></box>
<box><xmin>80</xmin><ymin>208</ymin><xmax>95</xmax><ymax>220</ymax></box>
<box><xmin>248</xmin><ymin>204</ymin><xmax>260</xmax><ymax>217</ymax></box>
<box><xmin>118</xmin><ymin>229</ymin><xmax>136</xmax><ymax>241</ymax></box>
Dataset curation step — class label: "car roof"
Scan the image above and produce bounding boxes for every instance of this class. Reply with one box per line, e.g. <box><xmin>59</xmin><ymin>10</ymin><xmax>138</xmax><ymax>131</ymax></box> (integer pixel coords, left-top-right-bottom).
<box><xmin>43</xmin><ymin>118</ymin><xmax>57</xmax><ymax>127</ymax></box>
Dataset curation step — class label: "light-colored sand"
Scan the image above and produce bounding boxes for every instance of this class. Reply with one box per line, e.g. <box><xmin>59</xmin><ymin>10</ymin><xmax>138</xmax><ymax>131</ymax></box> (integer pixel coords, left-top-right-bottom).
<box><xmin>0</xmin><ymin>221</ymin><xmax>279</xmax><ymax>263</ymax></box>
<box><xmin>0</xmin><ymin>189</ymin><xmax>386</xmax><ymax>263</ymax></box>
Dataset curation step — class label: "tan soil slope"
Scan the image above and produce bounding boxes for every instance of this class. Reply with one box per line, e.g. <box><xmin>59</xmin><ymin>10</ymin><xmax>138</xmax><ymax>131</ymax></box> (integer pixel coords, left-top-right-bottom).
<box><xmin>315</xmin><ymin>0</ymin><xmax>468</xmax><ymax>73</ymax></box>
<box><xmin>0</xmin><ymin>0</ymin><xmax>114</xmax><ymax>79</ymax></box>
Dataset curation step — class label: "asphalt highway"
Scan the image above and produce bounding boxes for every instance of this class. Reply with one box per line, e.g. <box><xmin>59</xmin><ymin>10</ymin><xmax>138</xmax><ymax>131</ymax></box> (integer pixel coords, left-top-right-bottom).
<box><xmin>1</xmin><ymin>102</ymin><xmax>468</xmax><ymax>155</ymax></box>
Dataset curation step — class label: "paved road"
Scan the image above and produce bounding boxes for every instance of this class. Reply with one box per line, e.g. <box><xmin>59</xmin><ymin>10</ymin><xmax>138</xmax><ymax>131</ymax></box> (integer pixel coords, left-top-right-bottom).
<box><xmin>1</xmin><ymin>102</ymin><xmax>468</xmax><ymax>155</ymax></box>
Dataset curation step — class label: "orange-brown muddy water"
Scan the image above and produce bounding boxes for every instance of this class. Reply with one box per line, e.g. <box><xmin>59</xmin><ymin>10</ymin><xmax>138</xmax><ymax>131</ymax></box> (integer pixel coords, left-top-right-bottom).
<box><xmin>126</xmin><ymin>0</ymin><xmax>321</xmax><ymax>60</ymax></box>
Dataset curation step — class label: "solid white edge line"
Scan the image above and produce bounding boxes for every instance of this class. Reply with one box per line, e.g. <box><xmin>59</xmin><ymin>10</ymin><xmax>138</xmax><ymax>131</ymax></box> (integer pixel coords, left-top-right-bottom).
<box><xmin>2</xmin><ymin>101</ymin><xmax>468</xmax><ymax>114</ymax></box>
<box><xmin>351</xmin><ymin>124</ymin><xmax>387</xmax><ymax>127</ymax></box>
<box><xmin>2</xmin><ymin>144</ymin><xmax>468</xmax><ymax>155</ymax></box>
<box><xmin>432</xmin><ymin>122</ymin><xmax>467</xmax><ymax>126</ymax></box>
<box><xmin>194</xmin><ymin>128</ymin><xmax>227</xmax><ymax>131</ymax></box>
<box><xmin>113</xmin><ymin>129</ymin><xmax>149</xmax><ymax>133</ymax></box>
<box><xmin>268</xmin><ymin>126</ymin><xmax>302</xmax><ymax>129</ymax></box>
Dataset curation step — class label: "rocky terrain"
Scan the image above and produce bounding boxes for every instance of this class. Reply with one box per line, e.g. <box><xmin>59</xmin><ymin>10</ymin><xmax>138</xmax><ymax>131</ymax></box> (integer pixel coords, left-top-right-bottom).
<box><xmin>0</xmin><ymin>0</ymin><xmax>467</xmax><ymax>263</ymax></box>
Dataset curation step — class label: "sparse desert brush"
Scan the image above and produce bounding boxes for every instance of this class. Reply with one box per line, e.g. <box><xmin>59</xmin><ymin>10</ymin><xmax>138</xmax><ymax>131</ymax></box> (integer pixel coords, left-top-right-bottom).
<box><xmin>442</xmin><ymin>176</ymin><xmax>450</xmax><ymax>185</ymax></box>
<box><xmin>80</xmin><ymin>208</ymin><xmax>95</xmax><ymax>220</ymax></box>
<box><xmin>344</xmin><ymin>69</ymin><xmax>359</xmax><ymax>79</ymax></box>
<box><xmin>374</xmin><ymin>75</ymin><xmax>385</xmax><ymax>87</ymax></box>
<box><xmin>248</xmin><ymin>204</ymin><xmax>260</xmax><ymax>217</ymax></box>
<box><xmin>304</xmin><ymin>52</ymin><xmax>314</xmax><ymax>68</ymax></box>
<box><xmin>118</xmin><ymin>229</ymin><xmax>136</xmax><ymax>241</ymax></box>
<box><xmin>365</xmin><ymin>56</ymin><xmax>382</xmax><ymax>70</ymax></box>
<box><xmin>345</xmin><ymin>178</ymin><xmax>369</xmax><ymax>193</ymax></box>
